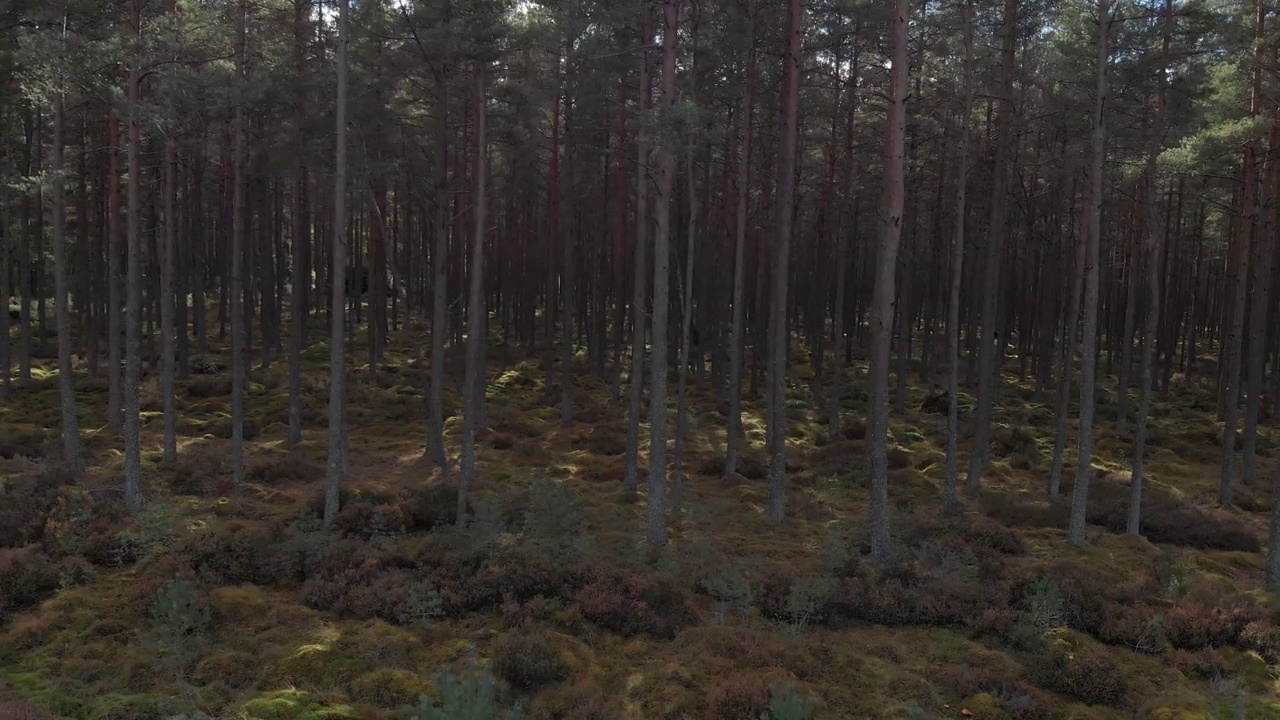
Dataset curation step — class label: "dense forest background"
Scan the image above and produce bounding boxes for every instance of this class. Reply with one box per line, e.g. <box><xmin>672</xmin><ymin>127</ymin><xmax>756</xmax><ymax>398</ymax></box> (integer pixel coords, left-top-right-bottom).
<box><xmin>4</xmin><ymin>0</ymin><xmax>1280</xmax><ymax>718</ymax></box>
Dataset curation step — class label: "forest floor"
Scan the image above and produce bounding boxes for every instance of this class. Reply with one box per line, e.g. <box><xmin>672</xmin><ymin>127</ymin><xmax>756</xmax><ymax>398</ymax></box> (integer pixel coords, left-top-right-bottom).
<box><xmin>2</xmin><ymin>323</ymin><xmax>1280</xmax><ymax>720</ymax></box>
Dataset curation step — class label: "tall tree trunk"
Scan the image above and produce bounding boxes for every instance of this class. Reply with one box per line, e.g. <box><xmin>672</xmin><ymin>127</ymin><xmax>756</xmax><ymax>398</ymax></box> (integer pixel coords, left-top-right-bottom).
<box><xmin>1129</xmin><ymin>0</ymin><xmax>1172</xmax><ymax>531</ymax></box>
<box><xmin>966</xmin><ymin>0</ymin><xmax>1016</xmax><ymax>492</ymax></box>
<box><xmin>324</xmin><ymin>0</ymin><xmax>351</xmax><ymax>527</ymax></box>
<box><xmin>459</xmin><ymin>63</ymin><xmax>488</xmax><ymax>521</ymax></box>
<box><xmin>725</xmin><ymin>0</ymin><xmax>754</xmax><ymax>480</ymax></box>
<box><xmin>52</xmin><ymin>61</ymin><xmax>81</xmax><ymax>469</ymax></box>
<box><xmin>945</xmin><ymin>0</ymin><xmax>975</xmax><ymax>515</ymax></box>
<box><xmin>624</xmin><ymin>6</ymin><xmax>652</xmax><ymax>494</ymax></box>
<box><xmin>123</xmin><ymin>0</ymin><xmax>144</xmax><ymax>513</ymax></box>
<box><xmin>230</xmin><ymin>0</ymin><xmax>248</xmax><ymax>486</ymax></box>
<box><xmin>767</xmin><ymin>0</ymin><xmax>802</xmax><ymax>522</ymax></box>
<box><xmin>869</xmin><ymin>0</ymin><xmax>909</xmax><ymax>566</ymax></box>
<box><xmin>1067</xmin><ymin>0</ymin><xmax>1110</xmax><ymax>547</ymax></box>
<box><xmin>646</xmin><ymin>0</ymin><xmax>678</xmax><ymax>548</ymax></box>
<box><xmin>428</xmin><ymin>66</ymin><xmax>450</xmax><ymax>483</ymax></box>
<box><xmin>107</xmin><ymin>110</ymin><xmax>123</xmax><ymax>428</ymax></box>
<box><xmin>161</xmin><ymin>139</ymin><xmax>178</xmax><ymax>463</ymax></box>
<box><xmin>673</xmin><ymin>143</ymin><xmax>697</xmax><ymax>517</ymax></box>
<box><xmin>1243</xmin><ymin>114</ymin><xmax>1279</xmax><ymax>487</ymax></box>
<box><xmin>1221</xmin><ymin>3</ymin><xmax>1265</xmax><ymax>507</ymax></box>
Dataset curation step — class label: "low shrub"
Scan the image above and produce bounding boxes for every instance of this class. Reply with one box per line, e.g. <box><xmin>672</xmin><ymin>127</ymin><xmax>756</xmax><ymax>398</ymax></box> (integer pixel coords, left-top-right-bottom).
<box><xmin>1162</xmin><ymin>599</ymin><xmax>1264</xmax><ymax>650</ymax></box>
<box><xmin>1030</xmin><ymin>643</ymin><xmax>1126</xmax><ymax>707</ymax></box>
<box><xmin>1172</xmin><ymin>648</ymin><xmax>1230</xmax><ymax>680</ymax></box>
<box><xmin>180</xmin><ymin>522</ymin><xmax>282</xmax><ymax>587</ymax></box>
<box><xmin>1073</xmin><ymin>477</ymin><xmax>1261</xmax><ymax>552</ymax></box>
<box><xmin>402</xmin><ymin>484</ymin><xmax>462</xmax><ymax>532</ymax></box>
<box><xmin>0</xmin><ymin>546</ymin><xmax>59</xmax><ymax>622</ymax></box>
<box><xmin>574</xmin><ymin>563</ymin><xmax>693</xmax><ymax>638</ymax></box>
<box><xmin>145</xmin><ymin>574</ymin><xmax>212</xmax><ymax>672</ymax></box>
<box><xmin>1240</xmin><ymin>620</ymin><xmax>1280</xmax><ymax>664</ymax></box>
<box><xmin>349</xmin><ymin>668</ymin><xmax>430</xmax><ymax>707</ymax></box>
<box><xmin>0</xmin><ymin>425</ymin><xmax>46</xmax><ymax>460</ymax></box>
<box><xmin>528</xmin><ymin>681</ymin><xmax>610</xmax><ymax>720</ymax></box>
<box><xmin>333</xmin><ymin>501</ymin><xmax>404</xmax><ymax>540</ymax></box>
<box><xmin>707</xmin><ymin>673</ymin><xmax>769</xmax><ymax>720</ymax></box>
<box><xmin>762</xmin><ymin>683</ymin><xmax>817</xmax><ymax>720</ymax></box>
<box><xmin>411</xmin><ymin>666</ymin><xmax>521</xmax><ymax>720</ymax></box>
<box><xmin>491</xmin><ymin>631</ymin><xmax>568</xmax><ymax>691</ymax></box>
<box><xmin>246</xmin><ymin>454</ymin><xmax>322</xmax><ymax>485</ymax></box>
<box><xmin>958</xmin><ymin>517</ymin><xmax>1029</xmax><ymax>556</ymax></box>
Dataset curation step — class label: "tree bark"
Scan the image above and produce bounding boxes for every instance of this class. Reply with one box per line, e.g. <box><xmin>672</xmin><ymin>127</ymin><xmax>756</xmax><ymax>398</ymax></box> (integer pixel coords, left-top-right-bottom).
<box><xmin>624</xmin><ymin>5</ymin><xmax>652</xmax><ymax>494</ymax></box>
<box><xmin>869</xmin><ymin>0</ymin><xmax>909</xmax><ymax>566</ymax></box>
<box><xmin>52</xmin><ymin>58</ymin><xmax>81</xmax><ymax>470</ymax></box>
<box><xmin>230</xmin><ymin>0</ymin><xmax>248</xmax><ymax>486</ymax></box>
<box><xmin>646</xmin><ymin>0</ymin><xmax>678</xmax><ymax>547</ymax></box>
<box><xmin>1068</xmin><ymin>0</ymin><xmax>1110</xmax><ymax>547</ymax></box>
<box><xmin>767</xmin><ymin>0</ymin><xmax>802</xmax><ymax>522</ymax></box>
<box><xmin>122</xmin><ymin>0</ymin><xmax>144</xmax><ymax>513</ymax></box>
<box><xmin>945</xmin><ymin>0</ymin><xmax>975</xmax><ymax>515</ymax></box>
<box><xmin>428</xmin><ymin>66</ymin><xmax>450</xmax><ymax>483</ymax></box>
<box><xmin>725</xmin><ymin>0</ymin><xmax>754</xmax><ymax>480</ymax></box>
<box><xmin>966</xmin><ymin>0</ymin><xmax>1016</xmax><ymax>492</ymax></box>
<box><xmin>459</xmin><ymin>63</ymin><xmax>488</xmax><ymax>521</ymax></box>
<box><xmin>107</xmin><ymin>110</ymin><xmax>123</xmax><ymax>428</ymax></box>
<box><xmin>324</xmin><ymin>0</ymin><xmax>351</xmax><ymax>527</ymax></box>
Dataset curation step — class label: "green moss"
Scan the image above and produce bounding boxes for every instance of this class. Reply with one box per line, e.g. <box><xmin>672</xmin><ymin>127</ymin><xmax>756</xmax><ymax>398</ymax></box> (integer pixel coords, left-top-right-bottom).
<box><xmin>347</xmin><ymin>667</ymin><xmax>430</xmax><ymax>707</ymax></box>
<box><xmin>236</xmin><ymin>689</ymin><xmax>354</xmax><ymax>720</ymax></box>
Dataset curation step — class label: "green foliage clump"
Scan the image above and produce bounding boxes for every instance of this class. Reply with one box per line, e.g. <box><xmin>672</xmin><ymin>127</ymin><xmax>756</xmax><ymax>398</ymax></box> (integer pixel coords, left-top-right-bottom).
<box><xmin>146</xmin><ymin>574</ymin><xmax>212</xmax><ymax>672</ymax></box>
<box><xmin>700</xmin><ymin>561</ymin><xmax>758</xmax><ymax>622</ymax></box>
<box><xmin>783</xmin><ymin>575</ymin><xmax>838</xmax><ymax>632</ymax></box>
<box><xmin>520</xmin><ymin>478</ymin><xmax>588</xmax><ymax>561</ymax></box>
<box><xmin>115</xmin><ymin>502</ymin><xmax>182</xmax><ymax>565</ymax></box>
<box><xmin>395</xmin><ymin>580</ymin><xmax>446</xmax><ymax>625</ymax></box>
<box><xmin>402</xmin><ymin>483</ymin><xmax>463</xmax><ymax>532</ymax></box>
<box><xmin>411</xmin><ymin>667</ymin><xmax>522</xmax><ymax>720</ymax></box>
<box><xmin>761</xmin><ymin>683</ymin><xmax>817</xmax><ymax>720</ymax></box>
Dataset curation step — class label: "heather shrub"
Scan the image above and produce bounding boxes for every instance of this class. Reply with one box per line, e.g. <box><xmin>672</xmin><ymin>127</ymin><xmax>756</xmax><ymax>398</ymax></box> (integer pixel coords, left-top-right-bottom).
<box><xmin>707</xmin><ymin>674</ymin><xmax>769</xmax><ymax>720</ymax></box>
<box><xmin>491</xmin><ymin>631</ymin><xmax>568</xmax><ymax>691</ymax></box>
<box><xmin>180</xmin><ymin>522</ymin><xmax>281</xmax><ymax>586</ymax></box>
<box><xmin>349</xmin><ymin>668</ymin><xmax>430</xmax><ymax>707</ymax></box>
<box><xmin>0</xmin><ymin>424</ymin><xmax>46</xmax><ymax>460</ymax></box>
<box><xmin>1240</xmin><ymin>620</ymin><xmax>1280</xmax><ymax>664</ymax></box>
<box><xmin>0</xmin><ymin>546</ymin><xmax>59</xmax><ymax>622</ymax></box>
<box><xmin>574</xmin><ymin>563</ymin><xmax>693</xmax><ymax>638</ymax></box>
<box><xmin>334</xmin><ymin>501</ymin><xmax>404</xmax><ymax>540</ymax></box>
<box><xmin>402</xmin><ymin>483</ymin><xmax>463</xmax><ymax>532</ymax></box>
<box><xmin>1173</xmin><ymin>648</ymin><xmax>1230</xmax><ymax>680</ymax></box>
<box><xmin>169</xmin><ymin>446</ymin><xmax>227</xmax><ymax>495</ymax></box>
<box><xmin>957</xmin><ymin>516</ymin><xmax>1029</xmax><ymax>556</ymax></box>
<box><xmin>1076</xmin><ymin>477</ymin><xmax>1260</xmax><ymax>552</ymax></box>
<box><xmin>527</xmin><ymin>681</ymin><xmax>609</xmax><ymax>720</ymax></box>
<box><xmin>246</xmin><ymin>453</ymin><xmax>322</xmax><ymax>485</ymax></box>
<box><xmin>699</xmin><ymin>561</ymin><xmax>757</xmax><ymax>622</ymax></box>
<box><xmin>1030</xmin><ymin>643</ymin><xmax>1126</xmax><ymax>707</ymax></box>
<box><xmin>783</xmin><ymin>575</ymin><xmax>838</xmax><ymax>631</ymax></box>
<box><xmin>1162</xmin><ymin>599</ymin><xmax>1264</xmax><ymax>650</ymax></box>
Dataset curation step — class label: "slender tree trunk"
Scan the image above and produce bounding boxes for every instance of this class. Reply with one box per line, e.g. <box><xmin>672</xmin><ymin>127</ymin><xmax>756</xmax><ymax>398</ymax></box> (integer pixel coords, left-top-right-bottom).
<box><xmin>122</xmin><ymin>0</ymin><xmax>144</xmax><ymax>513</ymax></box>
<box><xmin>673</xmin><ymin>144</ymin><xmax>697</xmax><ymax>517</ymax></box>
<box><xmin>945</xmin><ymin>0</ymin><xmax>975</xmax><ymax>515</ymax></box>
<box><xmin>1243</xmin><ymin>112</ymin><xmax>1278</xmax><ymax>487</ymax></box>
<box><xmin>1221</xmin><ymin>1</ymin><xmax>1265</xmax><ymax>506</ymax></box>
<box><xmin>869</xmin><ymin>0</ymin><xmax>909</xmax><ymax>566</ymax></box>
<box><xmin>459</xmin><ymin>63</ymin><xmax>488</xmax><ymax>521</ymax></box>
<box><xmin>1068</xmin><ymin>0</ymin><xmax>1110</xmax><ymax>547</ymax></box>
<box><xmin>1129</xmin><ymin>0</ymin><xmax>1171</xmax><ymax>531</ymax></box>
<box><xmin>767</xmin><ymin>0</ymin><xmax>802</xmax><ymax>522</ymax></box>
<box><xmin>428</xmin><ymin>67</ymin><xmax>450</xmax><ymax>482</ymax></box>
<box><xmin>52</xmin><ymin>66</ymin><xmax>81</xmax><ymax>469</ymax></box>
<box><xmin>624</xmin><ymin>7</ymin><xmax>652</xmax><ymax>494</ymax></box>
<box><xmin>646</xmin><ymin>0</ymin><xmax>678</xmax><ymax>548</ymax></box>
<box><xmin>966</xmin><ymin>0</ymin><xmax>1016</xmax><ymax>492</ymax></box>
<box><xmin>107</xmin><ymin>110</ymin><xmax>123</xmax><ymax>429</ymax></box>
<box><xmin>725</xmin><ymin>0</ymin><xmax>754</xmax><ymax>480</ymax></box>
<box><xmin>161</xmin><ymin>138</ymin><xmax>178</xmax><ymax>463</ymax></box>
<box><xmin>324</xmin><ymin>0</ymin><xmax>350</xmax><ymax>527</ymax></box>
<box><xmin>230</xmin><ymin>0</ymin><xmax>248</xmax><ymax>486</ymax></box>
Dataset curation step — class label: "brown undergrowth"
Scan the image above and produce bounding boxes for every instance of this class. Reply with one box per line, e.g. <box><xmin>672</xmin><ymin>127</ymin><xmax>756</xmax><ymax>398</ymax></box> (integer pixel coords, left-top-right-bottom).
<box><xmin>1</xmin><ymin>330</ymin><xmax>1279</xmax><ymax>719</ymax></box>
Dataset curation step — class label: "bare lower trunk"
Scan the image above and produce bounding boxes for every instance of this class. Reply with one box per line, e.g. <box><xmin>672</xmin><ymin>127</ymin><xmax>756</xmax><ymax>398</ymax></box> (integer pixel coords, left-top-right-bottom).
<box><xmin>428</xmin><ymin>69</ymin><xmax>450</xmax><ymax>482</ymax></box>
<box><xmin>123</xmin><ymin>19</ymin><xmax>144</xmax><ymax>513</ymax></box>
<box><xmin>161</xmin><ymin>140</ymin><xmax>178</xmax><ymax>463</ymax></box>
<box><xmin>869</xmin><ymin>0</ymin><xmax>909</xmax><ymax>566</ymax></box>
<box><xmin>108</xmin><ymin>111</ymin><xmax>123</xmax><ymax>429</ymax></box>
<box><xmin>324</xmin><ymin>0</ymin><xmax>351</xmax><ymax>527</ymax></box>
<box><xmin>1068</xmin><ymin>0</ymin><xmax>1109</xmax><ymax>547</ymax></box>
<box><xmin>767</xmin><ymin>0</ymin><xmax>802</xmax><ymax>523</ymax></box>
<box><xmin>725</xmin><ymin>0</ymin><xmax>754</xmax><ymax>480</ymax></box>
<box><xmin>624</xmin><ymin>9</ymin><xmax>651</xmax><ymax>494</ymax></box>
<box><xmin>458</xmin><ymin>64</ymin><xmax>488</xmax><ymax>522</ymax></box>
<box><xmin>944</xmin><ymin>0</ymin><xmax>975</xmax><ymax>515</ymax></box>
<box><xmin>230</xmin><ymin>0</ymin><xmax>248</xmax><ymax>487</ymax></box>
<box><xmin>53</xmin><ymin>87</ymin><xmax>81</xmax><ymax>469</ymax></box>
<box><xmin>673</xmin><ymin>146</ymin><xmax>697</xmax><ymax>517</ymax></box>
